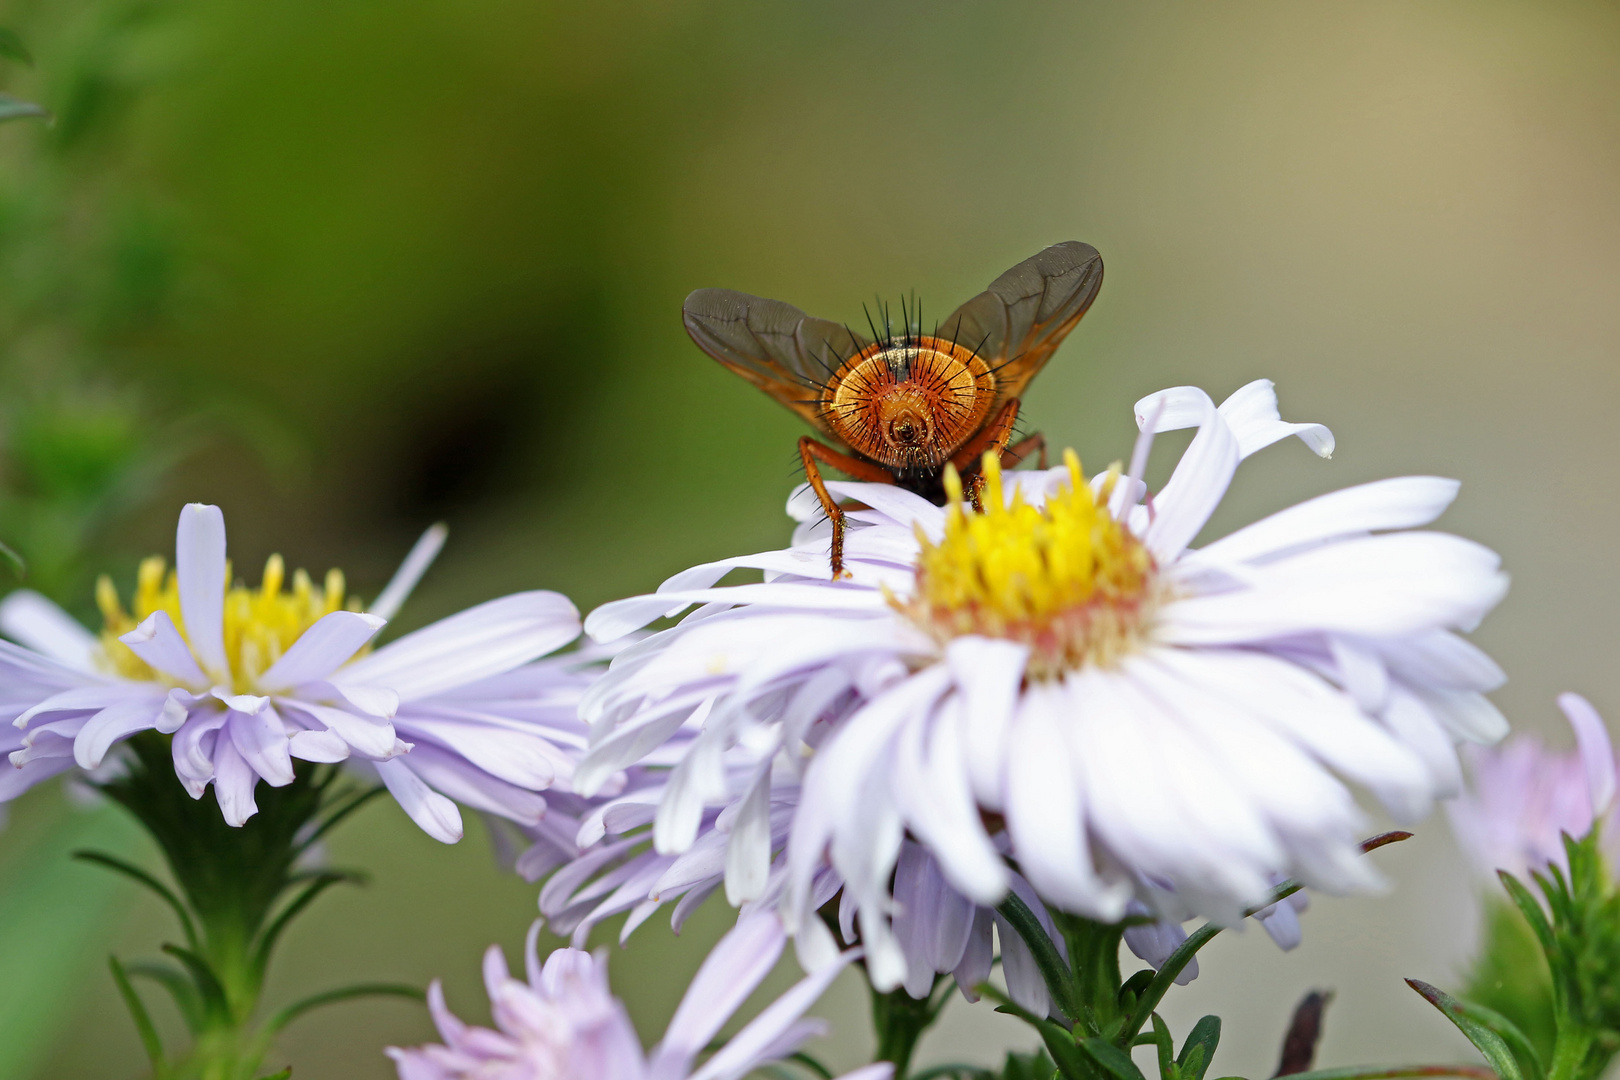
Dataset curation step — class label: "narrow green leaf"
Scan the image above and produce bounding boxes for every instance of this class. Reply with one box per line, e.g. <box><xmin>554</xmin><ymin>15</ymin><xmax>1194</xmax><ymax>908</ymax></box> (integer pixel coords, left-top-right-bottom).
<box><xmin>983</xmin><ymin>986</ymin><xmax>1087</xmax><ymax>1080</ymax></box>
<box><xmin>0</xmin><ymin>94</ymin><xmax>48</xmax><ymax>123</ymax></box>
<box><xmin>1078</xmin><ymin>1036</ymin><xmax>1149</xmax><ymax>1080</ymax></box>
<box><xmin>251</xmin><ymin>871</ymin><xmax>354</xmax><ymax>978</ymax></box>
<box><xmin>1149</xmin><ymin>1014</ymin><xmax>1175</xmax><ymax>1079</ymax></box>
<box><xmin>263</xmin><ymin>981</ymin><xmax>422</xmax><ymax>1035</ymax></box>
<box><xmin>1178</xmin><ymin>1015</ymin><xmax>1222</xmax><ymax>1080</ymax></box>
<box><xmin>1121</xmin><ymin>922</ymin><xmax>1221</xmax><ymax>1044</ymax></box>
<box><xmin>257</xmin><ymin>1070</ymin><xmax>292</xmax><ymax>1080</ymax></box>
<box><xmin>107</xmin><ymin>955</ymin><xmax>165</xmax><ymax>1072</ymax></box>
<box><xmin>997</xmin><ymin>891</ymin><xmax>1080</xmax><ymax>1022</ymax></box>
<box><xmin>126</xmin><ymin>960</ymin><xmax>205</xmax><ymax>1035</ymax></box>
<box><xmin>0</xmin><ymin>29</ymin><xmax>30</xmax><ymax>65</ymax></box>
<box><xmin>73</xmin><ymin>849</ymin><xmax>198</xmax><ymax>951</ymax></box>
<box><xmin>1273</xmin><ymin>1067</ymin><xmax>1498</xmax><ymax>1080</ymax></box>
<box><xmin>1405</xmin><ymin>979</ymin><xmax>1527</xmax><ymax>1080</ymax></box>
<box><xmin>0</xmin><ymin>539</ymin><xmax>24</xmax><ymax>578</ymax></box>
<box><xmin>160</xmin><ymin>944</ymin><xmax>230</xmax><ymax>1021</ymax></box>
<box><xmin>785</xmin><ymin>1051</ymin><xmax>835</xmax><ymax>1079</ymax></box>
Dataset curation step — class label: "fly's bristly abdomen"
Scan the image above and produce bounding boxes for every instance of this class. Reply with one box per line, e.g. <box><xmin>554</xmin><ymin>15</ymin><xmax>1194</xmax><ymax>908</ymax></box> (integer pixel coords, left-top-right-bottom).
<box><xmin>820</xmin><ymin>335</ymin><xmax>997</xmax><ymax>473</ymax></box>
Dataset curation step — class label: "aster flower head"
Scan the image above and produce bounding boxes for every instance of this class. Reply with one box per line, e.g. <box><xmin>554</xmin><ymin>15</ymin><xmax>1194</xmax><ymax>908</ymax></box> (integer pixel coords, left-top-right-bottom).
<box><xmin>0</xmin><ymin>503</ymin><xmax>584</xmax><ymax>841</ymax></box>
<box><xmin>575</xmin><ymin>379</ymin><xmax>1509</xmax><ymax>989</ymax></box>
<box><xmin>1449</xmin><ymin>691</ymin><xmax>1620</xmax><ymax>883</ymax></box>
<box><xmin>387</xmin><ymin>912</ymin><xmax>890</xmax><ymax>1080</ymax></box>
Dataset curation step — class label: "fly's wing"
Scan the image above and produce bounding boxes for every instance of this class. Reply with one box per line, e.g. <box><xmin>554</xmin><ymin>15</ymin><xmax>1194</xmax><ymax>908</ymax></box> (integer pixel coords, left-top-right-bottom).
<box><xmin>683</xmin><ymin>288</ymin><xmax>868</xmax><ymax>434</ymax></box>
<box><xmin>936</xmin><ymin>241</ymin><xmax>1104</xmax><ymax>409</ymax></box>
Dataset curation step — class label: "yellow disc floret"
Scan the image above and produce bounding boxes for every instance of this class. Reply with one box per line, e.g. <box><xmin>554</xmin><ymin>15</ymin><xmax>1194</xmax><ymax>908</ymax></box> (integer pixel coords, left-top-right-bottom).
<box><xmin>97</xmin><ymin>554</ymin><xmax>361</xmax><ymax>691</ymax></box>
<box><xmin>903</xmin><ymin>450</ymin><xmax>1158</xmax><ymax>678</ymax></box>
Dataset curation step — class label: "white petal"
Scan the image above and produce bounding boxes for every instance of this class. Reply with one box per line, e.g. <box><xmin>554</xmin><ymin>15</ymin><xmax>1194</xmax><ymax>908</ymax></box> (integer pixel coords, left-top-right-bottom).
<box><xmin>1191</xmin><ymin>477</ymin><xmax>1460</xmax><ymax>567</ymax></box>
<box><xmin>120</xmin><ymin>611</ymin><xmax>208</xmax><ymax>686</ymax></box>
<box><xmin>945</xmin><ymin>636</ymin><xmax>1027</xmax><ymax>811</ymax></box>
<box><xmin>893</xmin><ymin>695</ymin><xmax>1008</xmax><ymax>905</ymax></box>
<box><xmin>15</xmin><ymin>685</ymin><xmax>147</xmax><ymax>729</ymax></box>
<box><xmin>0</xmin><ymin>591</ymin><xmax>98</xmax><ymax>671</ymax></box>
<box><xmin>376</xmin><ymin>758</ymin><xmax>463</xmax><ymax>842</ymax></box>
<box><xmin>724</xmin><ymin>764</ymin><xmax>774</xmax><ymax>905</ymax></box>
<box><xmin>1214</xmin><ymin>379</ymin><xmax>1334</xmax><ymax>459</ymax></box>
<box><xmin>257</xmin><ymin>611</ymin><xmax>386</xmax><ymax>692</ymax></box>
<box><xmin>336</xmin><ymin>592</ymin><xmax>579</xmax><ymax>702</ymax></box>
<box><xmin>1143</xmin><ymin>391</ymin><xmax>1241</xmax><ymax>560</ymax></box>
<box><xmin>172</xmin><ymin>710</ymin><xmax>227</xmax><ymax>795</ymax></box>
<box><xmin>1006</xmin><ymin>683</ymin><xmax>1124</xmax><ymax>919</ymax></box>
<box><xmin>175</xmin><ymin>504</ymin><xmax>229</xmax><ymax>680</ymax></box>
<box><xmin>1163</xmin><ymin>533</ymin><xmax>1508</xmax><ymax>644</ymax></box>
<box><xmin>1381</xmin><ymin>690</ymin><xmax>1462</xmax><ymax>800</ymax></box>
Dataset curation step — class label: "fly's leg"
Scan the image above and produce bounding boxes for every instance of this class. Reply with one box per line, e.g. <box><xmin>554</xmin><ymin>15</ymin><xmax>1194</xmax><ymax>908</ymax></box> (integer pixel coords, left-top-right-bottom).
<box><xmin>1002</xmin><ymin>431</ymin><xmax>1048</xmax><ymax>470</ymax></box>
<box><xmin>949</xmin><ymin>398</ymin><xmax>1022</xmax><ymax>512</ymax></box>
<box><xmin>799</xmin><ymin>437</ymin><xmax>890</xmax><ymax>579</ymax></box>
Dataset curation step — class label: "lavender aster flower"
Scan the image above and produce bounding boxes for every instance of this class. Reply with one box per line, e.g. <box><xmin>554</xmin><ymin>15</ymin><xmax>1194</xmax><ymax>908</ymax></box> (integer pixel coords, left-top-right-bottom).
<box><xmin>0</xmin><ymin>504</ymin><xmax>584</xmax><ymax>841</ymax></box>
<box><xmin>1448</xmin><ymin>692</ymin><xmax>1620</xmax><ymax>881</ymax></box>
<box><xmin>387</xmin><ymin>912</ymin><xmax>890</xmax><ymax>1080</ymax></box>
<box><xmin>573</xmin><ymin>380</ymin><xmax>1509</xmax><ymax>988</ymax></box>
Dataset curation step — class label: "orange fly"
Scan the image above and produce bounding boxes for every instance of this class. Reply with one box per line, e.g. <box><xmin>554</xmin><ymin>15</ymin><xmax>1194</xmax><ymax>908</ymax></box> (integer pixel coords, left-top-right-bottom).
<box><xmin>683</xmin><ymin>241</ymin><xmax>1103</xmax><ymax>576</ymax></box>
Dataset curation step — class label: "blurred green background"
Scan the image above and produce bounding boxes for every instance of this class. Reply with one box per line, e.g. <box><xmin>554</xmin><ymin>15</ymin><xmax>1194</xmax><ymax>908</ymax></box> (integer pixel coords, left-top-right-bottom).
<box><xmin>0</xmin><ymin>0</ymin><xmax>1617</xmax><ymax>1076</ymax></box>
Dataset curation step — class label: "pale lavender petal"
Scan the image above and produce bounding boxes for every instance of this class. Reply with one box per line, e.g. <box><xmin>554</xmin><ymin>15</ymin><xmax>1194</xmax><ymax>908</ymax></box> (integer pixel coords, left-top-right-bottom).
<box><xmin>650</xmin><ymin>911</ymin><xmax>786</xmax><ymax>1078</ymax></box>
<box><xmin>175</xmin><ymin>503</ymin><xmax>229</xmax><ymax>680</ymax></box>
<box><xmin>228</xmin><ymin>707</ymin><xmax>295</xmax><ymax>786</ymax></box>
<box><xmin>685</xmin><ymin>941</ymin><xmax>854</xmax><ymax>1080</ymax></box>
<box><xmin>120</xmin><ymin>610</ymin><xmax>208</xmax><ymax>686</ymax></box>
<box><xmin>376</xmin><ymin>758</ymin><xmax>464</xmax><ymax>842</ymax></box>
<box><xmin>75</xmin><ymin>698</ymin><xmax>163</xmax><ymax>769</ymax></box>
<box><xmin>337</xmin><ymin>592</ymin><xmax>579</xmax><ymax>702</ymax></box>
<box><xmin>368</xmin><ymin>523</ymin><xmax>448</xmax><ymax>622</ymax></box>
<box><xmin>1560</xmin><ymin>692</ymin><xmax>1617</xmax><ymax>816</ymax></box>
<box><xmin>257</xmin><ymin>611</ymin><xmax>386</xmax><ymax>691</ymax></box>
<box><xmin>0</xmin><ymin>590</ymin><xmax>99</xmax><ymax>672</ymax></box>
<box><xmin>213</xmin><ymin>735</ymin><xmax>260</xmax><ymax>825</ymax></box>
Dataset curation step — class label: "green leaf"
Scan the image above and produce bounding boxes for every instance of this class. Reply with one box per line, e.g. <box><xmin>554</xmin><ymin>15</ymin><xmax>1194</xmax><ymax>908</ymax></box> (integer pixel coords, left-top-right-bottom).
<box><xmin>984</xmin><ymin>987</ymin><xmax>1088</xmax><ymax>1080</ymax></box>
<box><xmin>1077</xmin><ymin>1036</ymin><xmax>1149</xmax><ymax>1080</ymax></box>
<box><xmin>107</xmin><ymin>955</ymin><xmax>165</xmax><ymax>1072</ymax></box>
<box><xmin>0</xmin><ymin>93</ymin><xmax>48</xmax><ymax>123</ymax></box>
<box><xmin>262</xmin><ymin>981</ymin><xmax>422</xmax><ymax>1036</ymax></box>
<box><xmin>1178</xmin><ymin>1016</ymin><xmax>1222</xmax><ymax>1080</ymax></box>
<box><xmin>785</xmin><ymin>1051</ymin><xmax>835</xmax><ymax>1079</ymax></box>
<box><xmin>0</xmin><ymin>28</ymin><xmax>30</xmax><ymax>65</ymax></box>
<box><xmin>1149</xmin><ymin>1014</ymin><xmax>1175</xmax><ymax>1079</ymax></box>
<box><xmin>1405</xmin><ymin>979</ymin><xmax>1529</xmax><ymax>1080</ymax></box>
<box><xmin>1272</xmin><ymin>1067</ymin><xmax>1497</xmax><ymax>1080</ymax></box>
<box><xmin>996</xmin><ymin>892</ymin><xmax>1080</xmax><ymax>1023</ymax></box>
<box><xmin>0</xmin><ymin>540</ymin><xmax>24</xmax><ymax>578</ymax></box>
<box><xmin>160</xmin><ymin>944</ymin><xmax>231</xmax><ymax>1022</ymax></box>
<box><xmin>126</xmin><ymin>960</ymin><xmax>205</xmax><ymax>1035</ymax></box>
<box><xmin>257</xmin><ymin>1070</ymin><xmax>292</xmax><ymax>1080</ymax></box>
<box><xmin>73</xmin><ymin>849</ymin><xmax>198</xmax><ymax>951</ymax></box>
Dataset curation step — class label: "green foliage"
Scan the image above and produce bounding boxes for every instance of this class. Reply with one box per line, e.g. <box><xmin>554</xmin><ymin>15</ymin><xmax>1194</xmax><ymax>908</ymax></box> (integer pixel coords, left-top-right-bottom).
<box><xmin>81</xmin><ymin>732</ymin><xmax>420</xmax><ymax>1080</ymax></box>
<box><xmin>1407</xmin><ymin>827</ymin><xmax>1620</xmax><ymax>1080</ymax></box>
<box><xmin>1464</xmin><ymin>899</ymin><xmax>1557</xmax><ymax>1065</ymax></box>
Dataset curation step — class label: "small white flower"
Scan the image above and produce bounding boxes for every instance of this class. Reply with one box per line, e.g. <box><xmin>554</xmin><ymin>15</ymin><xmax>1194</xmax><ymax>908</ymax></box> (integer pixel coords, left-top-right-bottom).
<box><xmin>0</xmin><ymin>504</ymin><xmax>584</xmax><ymax>841</ymax></box>
<box><xmin>386</xmin><ymin>912</ymin><xmax>888</xmax><ymax>1080</ymax></box>
<box><xmin>573</xmin><ymin>379</ymin><xmax>1509</xmax><ymax>988</ymax></box>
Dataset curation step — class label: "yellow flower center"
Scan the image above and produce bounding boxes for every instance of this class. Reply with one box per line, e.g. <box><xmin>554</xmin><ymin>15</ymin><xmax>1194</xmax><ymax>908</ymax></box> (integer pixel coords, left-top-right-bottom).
<box><xmin>97</xmin><ymin>554</ymin><xmax>361</xmax><ymax>691</ymax></box>
<box><xmin>902</xmin><ymin>450</ymin><xmax>1159</xmax><ymax>678</ymax></box>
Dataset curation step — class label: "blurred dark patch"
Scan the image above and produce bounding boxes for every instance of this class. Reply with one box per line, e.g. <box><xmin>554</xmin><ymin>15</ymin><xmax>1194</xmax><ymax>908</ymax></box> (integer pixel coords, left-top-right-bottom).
<box><xmin>385</xmin><ymin>291</ymin><xmax>610</xmax><ymax>523</ymax></box>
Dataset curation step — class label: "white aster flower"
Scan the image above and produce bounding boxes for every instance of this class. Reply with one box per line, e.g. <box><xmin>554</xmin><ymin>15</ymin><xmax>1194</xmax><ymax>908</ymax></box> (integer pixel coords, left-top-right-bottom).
<box><xmin>574</xmin><ymin>379</ymin><xmax>1509</xmax><ymax>988</ymax></box>
<box><xmin>0</xmin><ymin>503</ymin><xmax>584</xmax><ymax>841</ymax></box>
<box><xmin>1447</xmin><ymin>692</ymin><xmax>1620</xmax><ymax>882</ymax></box>
<box><xmin>387</xmin><ymin>912</ymin><xmax>889</xmax><ymax>1080</ymax></box>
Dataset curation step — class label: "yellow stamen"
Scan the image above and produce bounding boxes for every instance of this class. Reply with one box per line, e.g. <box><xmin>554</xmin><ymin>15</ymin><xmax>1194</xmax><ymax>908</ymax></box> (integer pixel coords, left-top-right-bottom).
<box><xmin>901</xmin><ymin>449</ymin><xmax>1159</xmax><ymax>678</ymax></box>
<box><xmin>98</xmin><ymin>553</ymin><xmax>366</xmax><ymax>690</ymax></box>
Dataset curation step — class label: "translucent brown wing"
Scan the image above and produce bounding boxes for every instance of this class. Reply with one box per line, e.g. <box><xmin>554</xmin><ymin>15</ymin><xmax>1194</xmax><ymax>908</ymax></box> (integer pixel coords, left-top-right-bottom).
<box><xmin>936</xmin><ymin>241</ymin><xmax>1104</xmax><ymax>409</ymax></box>
<box><xmin>683</xmin><ymin>288</ymin><xmax>868</xmax><ymax>434</ymax></box>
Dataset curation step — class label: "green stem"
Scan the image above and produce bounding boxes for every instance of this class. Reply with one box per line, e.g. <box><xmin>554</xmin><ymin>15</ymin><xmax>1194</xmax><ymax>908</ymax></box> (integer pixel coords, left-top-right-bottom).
<box><xmin>871</xmin><ymin>981</ymin><xmax>941</xmax><ymax>1080</ymax></box>
<box><xmin>1546</xmin><ymin>1027</ymin><xmax>1594</xmax><ymax>1080</ymax></box>
<box><xmin>1275</xmin><ymin>1067</ymin><xmax>1499</xmax><ymax>1080</ymax></box>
